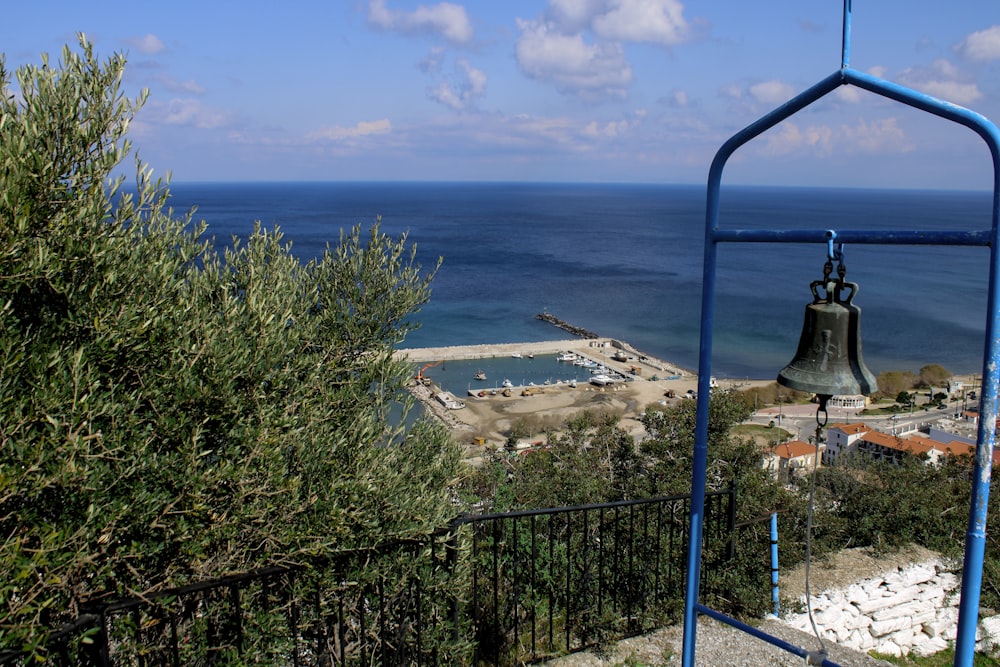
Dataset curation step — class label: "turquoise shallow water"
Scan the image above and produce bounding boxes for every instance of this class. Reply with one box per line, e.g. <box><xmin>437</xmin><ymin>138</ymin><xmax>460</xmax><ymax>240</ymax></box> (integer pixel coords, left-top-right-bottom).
<box><xmin>163</xmin><ymin>182</ymin><xmax>992</xmax><ymax>379</ymax></box>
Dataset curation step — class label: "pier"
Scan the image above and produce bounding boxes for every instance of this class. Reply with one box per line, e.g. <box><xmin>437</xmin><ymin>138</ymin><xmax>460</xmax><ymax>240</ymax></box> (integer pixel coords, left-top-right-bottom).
<box><xmin>535</xmin><ymin>312</ymin><xmax>600</xmax><ymax>339</ymax></box>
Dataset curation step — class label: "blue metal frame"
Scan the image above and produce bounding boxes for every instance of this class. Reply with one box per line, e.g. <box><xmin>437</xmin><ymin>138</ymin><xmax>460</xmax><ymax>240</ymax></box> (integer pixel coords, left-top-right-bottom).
<box><xmin>681</xmin><ymin>4</ymin><xmax>1000</xmax><ymax>666</ymax></box>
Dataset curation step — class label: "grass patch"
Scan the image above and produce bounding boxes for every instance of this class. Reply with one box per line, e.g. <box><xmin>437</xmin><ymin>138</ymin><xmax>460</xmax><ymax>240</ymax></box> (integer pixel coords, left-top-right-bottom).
<box><xmin>731</xmin><ymin>423</ymin><xmax>792</xmax><ymax>443</ymax></box>
<box><xmin>873</xmin><ymin>649</ymin><xmax>1000</xmax><ymax>666</ymax></box>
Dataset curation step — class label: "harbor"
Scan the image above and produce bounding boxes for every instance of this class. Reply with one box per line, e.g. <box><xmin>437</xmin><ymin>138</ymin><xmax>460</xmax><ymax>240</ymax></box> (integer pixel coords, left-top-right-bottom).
<box><xmin>395</xmin><ymin>336</ymin><xmax>737</xmax><ymax>459</ymax></box>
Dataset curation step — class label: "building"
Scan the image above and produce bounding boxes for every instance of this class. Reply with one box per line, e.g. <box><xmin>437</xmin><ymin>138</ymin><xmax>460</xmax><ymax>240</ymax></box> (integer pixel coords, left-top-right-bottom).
<box><xmin>764</xmin><ymin>439</ymin><xmax>825</xmax><ymax>482</ymax></box>
<box><xmin>825</xmin><ymin>421</ymin><xmax>977</xmax><ymax>466</ymax></box>
<box><xmin>824</xmin><ymin>422</ymin><xmax>872</xmax><ymax>465</ymax></box>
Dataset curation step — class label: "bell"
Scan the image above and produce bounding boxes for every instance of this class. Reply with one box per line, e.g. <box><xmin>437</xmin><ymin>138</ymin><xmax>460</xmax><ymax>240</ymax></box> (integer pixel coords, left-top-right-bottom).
<box><xmin>777</xmin><ymin>278</ymin><xmax>877</xmax><ymax>398</ymax></box>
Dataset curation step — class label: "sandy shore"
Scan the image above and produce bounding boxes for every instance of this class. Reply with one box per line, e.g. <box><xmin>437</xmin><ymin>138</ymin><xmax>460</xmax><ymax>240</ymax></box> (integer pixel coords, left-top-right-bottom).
<box><xmin>396</xmin><ymin>338</ymin><xmax>769</xmax><ymax>460</ymax></box>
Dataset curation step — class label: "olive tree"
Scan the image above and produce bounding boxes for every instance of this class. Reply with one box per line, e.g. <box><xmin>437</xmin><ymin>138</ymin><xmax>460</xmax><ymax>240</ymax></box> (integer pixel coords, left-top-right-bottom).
<box><xmin>1</xmin><ymin>39</ymin><xmax>460</xmax><ymax>655</ymax></box>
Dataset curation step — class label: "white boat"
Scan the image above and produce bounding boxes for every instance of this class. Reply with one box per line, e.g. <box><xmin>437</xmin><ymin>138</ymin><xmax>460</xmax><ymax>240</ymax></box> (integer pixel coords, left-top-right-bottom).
<box><xmin>557</xmin><ymin>352</ymin><xmax>577</xmax><ymax>362</ymax></box>
<box><xmin>590</xmin><ymin>374</ymin><xmax>616</xmax><ymax>386</ymax></box>
<box><xmin>511</xmin><ymin>352</ymin><xmax>522</xmax><ymax>359</ymax></box>
<box><xmin>502</xmin><ymin>379</ymin><xmax>513</xmax><ymax>388</ymax></box>
<box><xmin>473</xmin><ymin>370</ymin><xmax>487</xmax><ymax>381</ymax></box>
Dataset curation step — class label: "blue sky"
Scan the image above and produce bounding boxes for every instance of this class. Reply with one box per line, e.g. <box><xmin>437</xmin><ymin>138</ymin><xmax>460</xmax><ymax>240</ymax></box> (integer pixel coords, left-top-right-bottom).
<box><xmin>4</xmin><ymin>1</ymin><xmax>1000</xmax><ymax>189</ymax></box>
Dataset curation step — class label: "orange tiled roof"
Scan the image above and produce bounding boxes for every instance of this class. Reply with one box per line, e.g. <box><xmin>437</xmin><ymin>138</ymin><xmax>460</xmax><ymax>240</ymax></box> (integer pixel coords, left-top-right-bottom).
<box><xmin>770</xmin><ymin>439</ymin><xmax>823</xmax><ymax>460</ymax></box>
<box><xmin>829</xmin><ymin>422</ymin><xmax>871</xmax><ymax>435</ymax></box>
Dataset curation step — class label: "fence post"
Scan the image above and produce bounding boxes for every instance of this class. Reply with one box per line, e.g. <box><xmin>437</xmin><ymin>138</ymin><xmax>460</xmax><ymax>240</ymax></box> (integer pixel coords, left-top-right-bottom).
<box><xmin>770</xmin><ymin>513</ymin><xmax>780</xmax><ymax>616</ymax></box>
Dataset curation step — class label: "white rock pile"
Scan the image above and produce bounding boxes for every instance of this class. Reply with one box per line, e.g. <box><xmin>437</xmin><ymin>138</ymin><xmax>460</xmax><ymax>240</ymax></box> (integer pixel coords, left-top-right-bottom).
<box><xmin>783</xmin><ymin>559</ymin><xmax>1000</xmax><ymax>658</ymax></box>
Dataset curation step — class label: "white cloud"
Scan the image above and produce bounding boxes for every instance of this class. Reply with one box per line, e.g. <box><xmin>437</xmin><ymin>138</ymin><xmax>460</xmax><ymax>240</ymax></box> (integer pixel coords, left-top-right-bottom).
<box><xmin>368</xmin><ymin>0</ymin><xmax>473</xmax><ymax>45</ymax></box>
<box><xmin>840</xmin><ymin>118</ymin><xmax>913</xmax><ymax>154</ymax></box>
<box><xmin>515</xmin><ymin>18</ymin><xmax>632</xmax><ymax>99</ymax></box>
<box><xmin>661</xmin><ymin>89</ymin><xmax>689</xmax><ymax>108</ymax></box>
<box><xmin>153</xmin><ymin>75</ymin><xmax>207</xmax><ymax>95</ymax></box>
<box><xmin>756</xmin><ymin>117</ymin><xmax>913</xmax><ymax>159</ymax></box>
<box><xmin>719</xmin><ymin>84</ymin><xmax>743</xmax><ymax>100</ymax></box>
<box><xmin>429</xmin><ymin>59</ymin><xmax>487</xmax><ymax>111</ymax></box>
<box><xmin>748</xmin><ymin>80</ymin><xmax>796</xmax><ymax>106</ymax></box>
<box><xmin>125</xmin><ymin>33</ymin><xmax>166</xmax><ymax>55</ymax></box>
<box><xmin>898</xmin><ymin>59</ymin><xmax>982</xmax><ymax>106</ymax></box>
<box><xmin>308</xmin><ymin>119</ymin><xmax>392</xmax><ymax>141</ymax></box>
<box><xmin>152</xmin><ymin>99</ymin><xmax>232</xmax><ymax>129</ymax></box>
<box><xmin>591</xmin><ymin>0</ymin><xmax>689</xmax><ymax>46</ymax></box>
<box><xmin>759</xmin><ymin>122</ymin><xmax>832</xmax><ymax>157</ymax></box>
<box><xmin>956</xmin><ymin>25</ymin><xmax>1000</xmax><ymax>62</ymax></box>
<box><xmin>545</xmin><ymin>0</ymin><xmax>689</xmax><ymax>46</ymax></box>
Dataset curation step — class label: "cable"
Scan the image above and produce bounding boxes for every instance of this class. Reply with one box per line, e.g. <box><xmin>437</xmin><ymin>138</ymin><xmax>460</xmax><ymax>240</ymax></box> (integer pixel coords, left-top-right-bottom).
<box><xmin>803</xmin><ymin>400</ymin><xmax>829</xmax><ymax>665</ymax></box>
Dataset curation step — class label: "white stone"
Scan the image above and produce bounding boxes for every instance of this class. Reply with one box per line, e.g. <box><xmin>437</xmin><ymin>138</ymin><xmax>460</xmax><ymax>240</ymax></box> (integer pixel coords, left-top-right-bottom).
<box><xmin>977</xmin><ymin>615</ymin><xmax>1000</xmax><ymax>658</ymax></box>
<box><xmin>872</xmin><ymin>616</ymin><xmax>912</xmax><ymax>637</ymax></box>
<box><xmin>849</xmin><ymin>628</ymin><xmax>875</xmax><ymax>651</ymax></box>
<box><xmin>910</xmin><ymin>609</ymin><xmax>937</xmax><ymax>626</ymax></box>
<box><xmin>900</xmin><ymin>563</ymin><xmax>938</xmax><ymax>587</ymax></box>
<box><xmin>856</xmin><ymin>586</ymin><xmax>920</xmax><ymax>614</ymax></box>
<box><xmin>872</xmin><ymin>600</ymin><xmax>931</xmax><ymax>622</ymax></box>
<box><xmin>912</xmin><ymin>635</ymin><xmax>950</xmax><ymax>657</ymax></box>
<box><xmin>815</xmin><ymin>606</ymin><xmax>845</xmax><ymax>628</ymax></box>
<box><xmin>875</xmin><ymin>639</ymin><xmax>903</xmax><ymax>657</ymax></box>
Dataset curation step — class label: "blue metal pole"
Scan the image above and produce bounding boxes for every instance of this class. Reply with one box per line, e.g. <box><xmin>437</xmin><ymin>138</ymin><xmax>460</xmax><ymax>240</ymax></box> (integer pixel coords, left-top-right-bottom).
<box><xmin>684</xmin><ymin>61</ymin><xmax>1000</xmax><ymax>667</ymax></box>
<box><xmin>771</xmin><ymin>513</ymin><xmax>780</xmax><ymax>617</ymax></box>
<box><xmin>841</xmin><ymin>0</ymin><xmax>852</xmax><ymax>70</ymax></box>
<box><xmin>953</xmin><ymin>104</ymin><xmax>1000</xmax><ymax>667</ymax></box>
<box><xmin>680</xmin><ymin>174</ymin><xmax>721</xmax><ymax>667</ymax></box>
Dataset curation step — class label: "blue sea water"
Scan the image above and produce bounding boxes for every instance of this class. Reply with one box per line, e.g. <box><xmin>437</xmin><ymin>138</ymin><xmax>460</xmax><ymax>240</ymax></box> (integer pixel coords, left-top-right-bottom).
<box><xmin>159</xmin><ymin>181</ymin><xmax>993</xmax><ymax>380</ymax></box>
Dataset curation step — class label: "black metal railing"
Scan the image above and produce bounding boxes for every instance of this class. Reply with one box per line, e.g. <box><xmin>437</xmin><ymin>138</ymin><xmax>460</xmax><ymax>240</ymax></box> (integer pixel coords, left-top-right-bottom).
<box><xmin>1</xmin><ymin>486</ymin><xmax>742</xmax><ymax>666</ymax></box>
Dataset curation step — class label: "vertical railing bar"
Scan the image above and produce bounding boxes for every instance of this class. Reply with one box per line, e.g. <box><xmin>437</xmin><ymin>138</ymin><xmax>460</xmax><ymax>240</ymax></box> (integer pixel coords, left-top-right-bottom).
<box><xmin>530</xmin><ymin>513</ymin><xmax>538</xmax><ymax>660</ymax></box>
<box><xmin>548</xmin><ymin>515</ymin><xmax>554</xmax><ymax>651</ymax></box>
<box><xmin>654</xmin><ymin>499</ymin><xmax>663</xmax><ymax>600</ymax></box>
<box><xmin>581</xmin><ymin>508</ymin><xmax>590</xmax><ymax>647</ymax></box>
<box><xmin>565</xmin><ymin>512</ymin><xmax>572</xmax><ymax>652</ymax></box>
<box><xmin>598</xmin><ymin>507</ymin><xmax>606</xmax><ymax>619</ymax></box>
<box><xmin>472</xmin><ymin>525</ymin><xmax>481</xmax><ymax>665</ymax></box>
<box><xmin>626</xmin><ymin>504</ymin><xmax>636</xmax><ymax>630</ymax></box>
<box><xmin>492</xmin><ymin>519</ymin><xmax>500</xmax><ymax>666</ymax></box>
<box><xmin>170</xmin><ymin>612</ymin><xmax>180</xmax><ymax>667</ymax></box>
<box><xmin>338</xmin><ymin>596</ymin><xmax>346</xmax><ymax>666</ymax></box>
<box><xmin>415</xmin><ymin>566</ymin><xmax>424</xmax><ymax>666</ymax></box>
<box><xmin>131</xmin><ymin>607</ymin><xmax>143</xmax><ymax>667</ymax></box>
<box><xmin>512</xmin><ymin>515</ymin><xmax>520</xmax><ymax>660</ymax></box>
<box><xmin>231</xmin><ymin>584</ymin><xmax>243</xmax><ymax>657</ymax></box>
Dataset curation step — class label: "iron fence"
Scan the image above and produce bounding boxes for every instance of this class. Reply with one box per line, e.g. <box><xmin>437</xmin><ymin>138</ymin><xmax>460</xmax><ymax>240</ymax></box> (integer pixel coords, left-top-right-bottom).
<box><xmin>1</xmin><ymin>486</ymin><xmax>742</xmax><ymax>666</ymax></box>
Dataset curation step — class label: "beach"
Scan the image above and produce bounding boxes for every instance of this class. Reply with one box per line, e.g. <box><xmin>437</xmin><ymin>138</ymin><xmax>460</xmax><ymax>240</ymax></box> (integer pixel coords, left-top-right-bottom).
<box><xmin>395</xmin><ymin>338</ymin><xmax>767</xmax><ymax>460</ymax></box>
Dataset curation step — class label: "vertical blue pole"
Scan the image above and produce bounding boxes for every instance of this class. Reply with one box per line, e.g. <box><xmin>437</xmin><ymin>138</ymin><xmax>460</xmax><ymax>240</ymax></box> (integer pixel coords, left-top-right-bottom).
<box><xmin>953</xmin><ymin>141</ymin><xmax>1000</xmax><ymax>667</ymax></box>
<box><xmin>681</xmin><ymin>150</ymin><xmax>724</xmax><ymax>667</ymax></box>
<box><xmin>771</xmin><ymin>513</ymin><xmax>780</xmax><ymax>617</ymax></box>
<box><xmin>841</xmin><ymin>0</ymin><xmax>852</xmax><ymax>70</ymax></box>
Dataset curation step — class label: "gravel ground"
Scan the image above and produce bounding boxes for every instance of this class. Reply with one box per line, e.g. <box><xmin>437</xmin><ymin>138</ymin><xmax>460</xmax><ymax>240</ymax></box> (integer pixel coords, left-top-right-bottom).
<box><xmin>542</xmin><ymin>546</ymin><xmax>939</xmax><ymax>666</ymax></box>
<box><xmin>542</xmin><ymin>616</ymin><xmax>893</xmax><ymax>666</ymax></box>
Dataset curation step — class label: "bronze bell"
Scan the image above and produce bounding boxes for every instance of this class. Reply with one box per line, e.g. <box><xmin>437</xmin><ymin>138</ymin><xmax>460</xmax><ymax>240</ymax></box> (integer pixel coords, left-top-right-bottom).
<box><xmin>777</xmin><ymin>278</ymin><xmax>877</xmax><ymax>398</ymax></box>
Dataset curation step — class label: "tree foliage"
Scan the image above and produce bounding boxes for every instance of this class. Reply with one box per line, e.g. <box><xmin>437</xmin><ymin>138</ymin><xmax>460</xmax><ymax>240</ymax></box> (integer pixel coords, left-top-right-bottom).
<box><xmin>1</xmin><ymin>39</ymin><xmax>459</xmax><ymax>654</ymax></box>
<box><xmin>919</xmin><ymin>363</ymin><xmax>953</xmax><ymax>388</ymax></box>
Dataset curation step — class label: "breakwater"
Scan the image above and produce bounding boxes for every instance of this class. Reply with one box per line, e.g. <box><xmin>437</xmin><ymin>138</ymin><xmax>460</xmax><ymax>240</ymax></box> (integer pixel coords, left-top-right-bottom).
<box><xmin>536</xmin><ymin>312</ymin><xmax>600</xmax><ymax>339</ymax></box>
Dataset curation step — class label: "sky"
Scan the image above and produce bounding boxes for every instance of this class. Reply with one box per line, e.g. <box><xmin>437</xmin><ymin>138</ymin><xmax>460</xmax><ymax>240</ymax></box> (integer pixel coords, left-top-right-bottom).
<box><xmin>3</xmin><ymin>1</ymin><xmax>1000</xmax><ymax>189</ymax></box>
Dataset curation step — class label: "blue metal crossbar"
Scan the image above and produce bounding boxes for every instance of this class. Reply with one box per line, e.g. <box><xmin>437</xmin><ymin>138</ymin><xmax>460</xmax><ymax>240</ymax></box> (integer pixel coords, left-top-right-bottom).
<box><xmin>682</xmin><ymin>3</ymin><xmax>1000</xmax><ymax>666</ymax></box>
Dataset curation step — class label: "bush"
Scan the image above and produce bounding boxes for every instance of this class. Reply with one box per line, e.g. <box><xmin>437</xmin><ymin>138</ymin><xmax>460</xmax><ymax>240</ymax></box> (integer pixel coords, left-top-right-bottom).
<box><xmin>1</xmin><ymin>38</ymin><xmax>460</xmax><ymax>655</ymax></box>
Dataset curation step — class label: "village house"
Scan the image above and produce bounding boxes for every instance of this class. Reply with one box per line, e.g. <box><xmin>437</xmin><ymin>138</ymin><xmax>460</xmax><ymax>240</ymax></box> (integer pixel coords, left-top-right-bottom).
<box><xmin>764</xmin><ymin>439</ymin><xmax>825</xmax><ymax>482</ymax></box>
<box><xmin>823</xmin><ymin>422</ymin><xmax>976</xmax><ymax>466</ymax></box>
<box><xmin>823</xmin><ymin>422</ymin><xmax>871</xmax><ymax>465</ymax></box>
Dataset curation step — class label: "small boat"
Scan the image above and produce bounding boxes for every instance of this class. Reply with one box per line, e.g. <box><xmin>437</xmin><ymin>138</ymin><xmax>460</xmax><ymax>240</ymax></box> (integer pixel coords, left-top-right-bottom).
<box><xmin>612</xmin><ymin>350</ymin><xmax>629</xmax><ymax>362</ymax></box>
<box><xmin>502</xmin><ymin>379</ymin><xmax>513</xmax><ymax>388</ymax></box>
<box><xmin>590</xmin><ymin>374</ymin><xmax>616</xmax><ymax>386</ymax></box>
<box><xmin>511</xmin><ymin>352</ymin><xmax>522</xmax><ymax>359</ymax></box>
<box><xmin>557</xmin><ymin>352</ymin><xmax>577</xmax><ymax>362</ymax></box>
<box><xmin>474</xmin><ymin>370</ymin><xmax>487</xmax><ymax>381</ymax></box>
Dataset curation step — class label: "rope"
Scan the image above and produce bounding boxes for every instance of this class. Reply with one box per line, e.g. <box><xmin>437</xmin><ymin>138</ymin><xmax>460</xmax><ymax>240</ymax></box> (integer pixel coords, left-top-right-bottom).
<box><xmin>803</xmin><ymin>401</ymin><xmax>830</xmax><ymax>665</ymax></box>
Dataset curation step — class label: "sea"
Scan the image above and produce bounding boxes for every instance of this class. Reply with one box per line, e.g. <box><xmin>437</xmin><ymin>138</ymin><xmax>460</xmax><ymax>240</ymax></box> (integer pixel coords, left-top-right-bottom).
<box><xmin>156</xmin><ymin>181</ymin><xmax>994</xmax><ymax>383</ymax></box>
